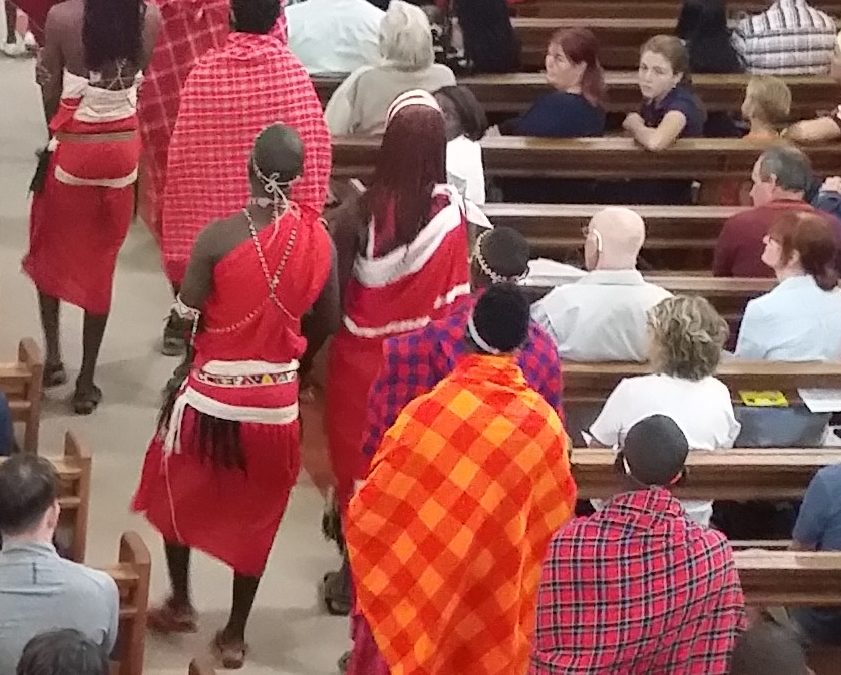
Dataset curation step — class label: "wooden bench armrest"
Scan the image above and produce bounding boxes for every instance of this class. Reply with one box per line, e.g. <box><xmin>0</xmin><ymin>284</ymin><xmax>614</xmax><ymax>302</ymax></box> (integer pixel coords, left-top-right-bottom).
<box><xmin>63</xmin><ymin>431</ymin><xmax>91</xmax><ymax>563</ymax></box>
<box><xmin>107</xmin><ymin>532</ymin><xmax>150</xmax><ymax>675</ymax></box>
<box><xmin>18</xmin><ymin>338</ymin><xmax>42</xmax><ymax>453</ymax></box>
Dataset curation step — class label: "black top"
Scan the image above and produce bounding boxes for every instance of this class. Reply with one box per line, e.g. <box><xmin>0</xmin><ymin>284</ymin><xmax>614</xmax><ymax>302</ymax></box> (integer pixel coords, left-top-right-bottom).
<box><xmin>501</xmin><ymin>91</ymin><xmax>606</xmax><ymax>137</ymax></box>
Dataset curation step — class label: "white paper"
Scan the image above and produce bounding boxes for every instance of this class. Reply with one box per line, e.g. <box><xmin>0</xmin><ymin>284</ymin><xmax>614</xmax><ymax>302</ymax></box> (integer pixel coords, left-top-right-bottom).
<box><xmin>798</xmin><ymin>388</ymin><xmax>841</xmax><ymax>413</ymax></box>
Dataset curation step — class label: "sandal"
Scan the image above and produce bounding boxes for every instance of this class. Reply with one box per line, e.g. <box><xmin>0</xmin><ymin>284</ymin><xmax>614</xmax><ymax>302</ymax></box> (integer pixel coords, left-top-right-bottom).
<box><xmin>71</xmin><ymin>383</ymin><xmax>102</xmax><ymax>415</ymax></box>
<box><xmin>147</xmin><ymin>598</ymin><xmax>198</xmax><ymax>634</ymax></box>
<box><xmin>337</xmin><ymin>651</ymin><xmax>351</xmax><ymax>674</ymax></box>
<box><xmin>161</xmin><ymin>313</ymin><xmax>191</xmax><ymax>357</ymax></box>
<box><xmin>320</xmin><ymin>567</ymin><xmax>352</xmax><ymax>616</ymax></box>
<box><xmin>212</xmin><ymin>630</ymin><xmax>248</xmax><ymax>670</ymax></box>
<box><xmin>43</xmin><ymin>361</ymin><xmax>67</xmax><ymax>388</ymax></box>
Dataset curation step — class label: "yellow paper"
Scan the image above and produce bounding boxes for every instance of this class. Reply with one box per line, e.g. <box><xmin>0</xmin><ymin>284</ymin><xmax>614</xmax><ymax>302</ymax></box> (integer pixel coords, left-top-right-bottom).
<box><xmin>739</xmin><ymin>390</ymin><xmax>788</xmax><ymax>407</ymax></box>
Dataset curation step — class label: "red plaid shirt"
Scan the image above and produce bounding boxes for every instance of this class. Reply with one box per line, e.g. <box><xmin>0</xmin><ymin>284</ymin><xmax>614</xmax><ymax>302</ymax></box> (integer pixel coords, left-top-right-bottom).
<box><xmin>530</xmin><ymin>488</ymin><xmax>746</xmax><ymax>675</ymax></box>
<box><xmin>361</xmin><ymin>294</ymin><xmax>563</xmax><ymax>458</ymax></box>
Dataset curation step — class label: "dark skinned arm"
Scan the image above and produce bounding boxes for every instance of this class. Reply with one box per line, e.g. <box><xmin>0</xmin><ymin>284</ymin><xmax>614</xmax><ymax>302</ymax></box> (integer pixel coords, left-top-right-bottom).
<box><xmin>39</xmin><ymin>9</ymin><xmax>64</xmax><ymax>123</ymax></box>
<box><xmin>300</xmin><ymin>242</ymin><xmax>341</xmax><ymax>381</ymax></box>
<box><xmin>326</xmin><ymin>196</ymin><xmax>364</xmax><ymax>307</ymax></box>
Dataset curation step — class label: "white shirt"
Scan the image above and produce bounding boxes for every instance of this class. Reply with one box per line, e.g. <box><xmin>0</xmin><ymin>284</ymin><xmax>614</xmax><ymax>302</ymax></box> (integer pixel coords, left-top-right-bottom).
<box><xmin>736</xmin><ymin>275</ymin><xmax>841</xmax><ymax>360</ymax></box>
<box><xmin>731</xmin><ymin>0</ymin><xmax>836</xmax><ymax>75</ymax></box>
<box><xmin>286</xmin><ymin>0</ymin><xmax>384</xmax><ymax>74</ymax></box>
<box><xmin>589</xmin><ymin>374</ymin><xmax>742</xmax><ymax>527</ymax></box>
<box><xmin>446</xmin><ymin>135</ymin><xmax>485</xmax><ymax>206</ymax></box>
<box><xmin>531</xmin><ymin>269</ymin><xmax>672</xmax><ymax>362</ymax></box>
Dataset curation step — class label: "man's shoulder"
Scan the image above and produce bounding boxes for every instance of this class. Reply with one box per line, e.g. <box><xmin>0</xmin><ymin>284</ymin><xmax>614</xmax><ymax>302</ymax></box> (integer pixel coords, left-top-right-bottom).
<box><xmin>58</xmin><ymin>559</ymin><xmax>118</xmax><ymax>597</ymax></box>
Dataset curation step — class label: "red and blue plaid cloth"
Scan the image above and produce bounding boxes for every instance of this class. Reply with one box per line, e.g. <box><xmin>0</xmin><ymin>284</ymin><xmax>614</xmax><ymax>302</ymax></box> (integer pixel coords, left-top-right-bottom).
<box><xmin>361</xmin><ymin>294</ymin><xmax>563</xmax><ymax>458</ymax></box>
<box><xmin>530</xmin><ymin>487</ymin><xmax>746</xmax><ymax>674</ymax></box>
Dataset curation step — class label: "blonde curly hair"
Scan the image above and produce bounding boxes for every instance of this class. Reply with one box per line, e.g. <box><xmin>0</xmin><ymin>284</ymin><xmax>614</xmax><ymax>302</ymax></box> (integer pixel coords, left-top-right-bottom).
<box><xmin>647</xmin><ymin>295</ymin><xmax>728</xmax><ymax>381</ymax></box>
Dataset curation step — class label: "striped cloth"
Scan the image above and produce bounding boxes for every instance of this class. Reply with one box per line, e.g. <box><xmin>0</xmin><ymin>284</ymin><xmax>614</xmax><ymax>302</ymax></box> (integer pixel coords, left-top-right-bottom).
<box><xmin>161</xmin><ymin>29</ymin><xmax>329</xmax><ymax>284</ymax></box>
<box><xmin>346</xmin><ymin>354</ymin><xmax>577</xmax><ymax>675</ymax></box>
<box><xmin>731</xmin><ymin>0</ymin><xmax>837</xmax><ymax>75</ymax></box>
<box><xmin>137</xmin><ymin>0</ymin><xmax>230</xmax><ymax>242</ymax></box>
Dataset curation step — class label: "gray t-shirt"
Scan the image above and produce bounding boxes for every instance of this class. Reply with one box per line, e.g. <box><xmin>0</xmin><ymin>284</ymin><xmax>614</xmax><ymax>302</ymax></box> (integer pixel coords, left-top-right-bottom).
<box><xmin>0</xmin><ymin>541</ymin><xmax>119</xmax><ymax>671</ymax></box>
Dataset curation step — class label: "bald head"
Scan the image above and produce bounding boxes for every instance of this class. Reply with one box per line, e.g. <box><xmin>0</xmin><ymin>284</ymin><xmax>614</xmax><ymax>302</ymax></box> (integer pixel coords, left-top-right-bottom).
<box><xmin>586</xmin><ymin>207</ymin><xmax>646</xmax><ymax>271</ymax></box>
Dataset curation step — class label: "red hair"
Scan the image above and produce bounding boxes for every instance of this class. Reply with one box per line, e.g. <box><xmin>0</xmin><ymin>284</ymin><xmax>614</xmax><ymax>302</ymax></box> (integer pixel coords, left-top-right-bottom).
<box><xmin>551</xmin><ymin>28</ymin><xmax>606</xmax><ymax>108</ymax></box>
<box><xmin>768</xmin><ymin>212</ymin><xmax>839</xmax><ymax>290</ymax></box>
<box><xmin>364</xmin><ymin>105</ymin><xmax>446</xmax><ymax>253</ymax></box>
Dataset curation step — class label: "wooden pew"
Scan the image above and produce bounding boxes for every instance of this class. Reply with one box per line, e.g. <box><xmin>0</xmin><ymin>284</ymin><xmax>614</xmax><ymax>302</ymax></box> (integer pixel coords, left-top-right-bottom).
<box><xmin>0</xmin><ymin>338</ymin><xmax>43</xmax><ymax>453</ymax></box>
<box><xmin>572</xmin><ymin>447</ymin><xmax>840</xmax><ymax>500</ymax></box>
<box><xmin>105</xmin><ymin>532</ymin><xmax>151</xmax><ymax>675</ymax></box>
<box><xmin>736</xmin><ymin>550</ymin><xmax>841</xmax><ymax>606</ymax></box>
<box><xmin>563</xmin><ymin>360</ymin><xmax>841</xmax><ymax>405</ymax></box>
<box><xmin>0</xmin><ymin>430</ymin><xmax>91</xmax><ymax>563</ymax></box>
<box><xmin>516</xmin><ymin>0</ymin><xmax>841</xmax><ymax>19</ymax></box>
<box><xmin>332</xmin><ymin>137</ymin><xmax>841</xmax><ymax>181</ymax></box>
<box><xmin>485</xmin><ymin>203</ymin><xmax>742</xmax><ymax>269</ymax></box>
<box><xmin>313</xmin><ymin>72</ymin><xmax>838</xmax><ymax>120</ymax></box>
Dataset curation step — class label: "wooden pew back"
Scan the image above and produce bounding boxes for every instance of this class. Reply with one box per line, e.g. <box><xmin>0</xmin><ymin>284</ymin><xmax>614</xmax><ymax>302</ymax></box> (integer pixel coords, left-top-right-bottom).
<box><xmin>572</xmin><ymin>447</ymin><xmax>841</xmax><ymax>500</ymax></box>
<box><xmin>105</xmin><ymin>532</ymin><xmax>150</xmax><ymax>675</ymax></box>
<box><xmin>516</xmin><ymin>0</ymin><xmax>841</xmax><ymax>19</ymax></box>
<box><xmin>0</xmin><ymin>339</ymin><xmax>43</xmax><ymax>453</ymax></box>
<box><xmin>736</xmin><ymin>551</ymin><xmax>841</xmax><ymax>606</ymax></box>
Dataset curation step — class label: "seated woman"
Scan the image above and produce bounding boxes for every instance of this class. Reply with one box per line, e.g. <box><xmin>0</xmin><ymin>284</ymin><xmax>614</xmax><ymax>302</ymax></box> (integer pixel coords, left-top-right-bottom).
<box><xmin>734</xmin><ymin>211</ymin><xmax>841</xmax><ymax>446</ymax></box>
<box><xmin>677</xmin><ymin>0</ymin><xmax>743</xmax><ymax>75</ymax></box>
<box><xmin>620</xmin><ymin>35</ymin><xmax>707</xmax><ymax>203</ymax></box>
<box><xmin>587</xmin><ymin>295</ymin><xmax>740</xmax><ymax>527</ymax></box>
<box><xmin>785</xmin><ymin>37</ymin><xmax>841</xmax><ymax>144</ymax></box>
<box><xmin>451</xmin><ymin>0</ymin><xmax>520</xmax><ymax>74</ymax></box>
<box><xmin>434</xmin><ymin>85</ymin><xmax>488</xmax><ymax>205</ymax></box>
<box><xmin>324</xmin><ymin>0</ymin><xmax>456</xmax><ymax>136</ymax></box>
<box><xmin>499</xmin><ymin>27</ymin><xmax>606</xmax><ymax>203</ymax></box>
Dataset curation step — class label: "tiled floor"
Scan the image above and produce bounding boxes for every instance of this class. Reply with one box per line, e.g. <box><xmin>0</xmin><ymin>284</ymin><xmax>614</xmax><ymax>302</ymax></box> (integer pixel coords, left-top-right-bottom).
<box><xmin>0</xmin><ymin>57</ymin><xmax>348</xmax><ymax>674</ymax></box>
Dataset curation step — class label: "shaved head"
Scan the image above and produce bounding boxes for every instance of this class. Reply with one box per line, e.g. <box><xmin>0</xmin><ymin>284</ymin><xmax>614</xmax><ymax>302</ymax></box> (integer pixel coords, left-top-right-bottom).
<box><xmin>585</xmin><ymin>207</ymin><xmax>646</xmax><ymax>270</ymax></box>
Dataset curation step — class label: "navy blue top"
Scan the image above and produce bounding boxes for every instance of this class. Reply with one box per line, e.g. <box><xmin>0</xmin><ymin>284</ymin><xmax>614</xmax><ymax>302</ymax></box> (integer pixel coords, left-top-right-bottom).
<box><xmin>0</xmin><ymin>394</ymin><xmax>10</xmax><ymax>456</ymax></box>
<box><xmin>640</xmin><ymin>85</ymin><xmax>706</xmax><ymax>138</ymax></box>
<box><xmin>501</xmin><ymin>91</ymin><xmax>606</xmax><ymax>137</ymax></box>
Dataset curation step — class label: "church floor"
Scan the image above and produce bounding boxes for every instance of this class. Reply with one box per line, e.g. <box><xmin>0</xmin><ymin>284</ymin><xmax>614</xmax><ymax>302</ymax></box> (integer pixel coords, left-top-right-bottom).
<box><xmin>0</xmin><ymin>56</ymin><xmax>349</xmax><ymax>674</ymax></box>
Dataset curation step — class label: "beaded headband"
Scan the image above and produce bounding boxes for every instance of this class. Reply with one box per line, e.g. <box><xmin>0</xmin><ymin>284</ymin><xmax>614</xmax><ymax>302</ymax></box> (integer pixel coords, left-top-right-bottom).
<box><xmin>471</xmin><ymin>231</ymin><xmax>527</xmax><ymax>284</ymax></box>
<box><xmin>467</xmin><ymin>314</ymin><xmax>501</xmax><ymax>355</ymax></box>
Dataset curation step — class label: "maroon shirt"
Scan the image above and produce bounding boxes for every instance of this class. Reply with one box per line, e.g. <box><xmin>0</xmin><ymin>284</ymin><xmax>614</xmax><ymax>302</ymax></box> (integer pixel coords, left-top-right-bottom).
<box><xmin>713</xmin><ymin>199</ymin><xmax>841</xmax><ymax>277</ymax></box>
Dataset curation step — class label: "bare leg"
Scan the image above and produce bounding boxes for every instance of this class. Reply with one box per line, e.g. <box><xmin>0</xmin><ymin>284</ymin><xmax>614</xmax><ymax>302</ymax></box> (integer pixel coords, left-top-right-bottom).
<box><xmin>5</xmin><ymin>1</ymin><xmax>16</xmax><ymax>44</ymax></box>
<box><xmin>37</xmin><ymin>291</ymin><xmax>61</xmax><ymax>368</ymax></box>
<box><xmin>165</xmin><ymin>541</ymin><xmax>193</xmax><ymax>610</ymax></box>
<box><xmin>220</xmin><ymin>574</ymin><xmax>261</xmax><ymax>644</ymax></box>
<box><xmin>162</xmin><ymin>281</ymin><xmax>189</xmax><ymax>357</ymax></box>
<box><xmin>72</xmin><ymin>311</ymin><xmax>107</xmax><ymax>414</ymax></box>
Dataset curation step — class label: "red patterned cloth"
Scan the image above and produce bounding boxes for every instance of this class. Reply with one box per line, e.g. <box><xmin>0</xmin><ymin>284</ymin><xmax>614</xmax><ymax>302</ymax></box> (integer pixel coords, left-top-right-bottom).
<box><xmin>326</xmin><ymin>185</ymin><xmax>471</xmax><ymax>508</ymax></box>
<box><xmin>346</xmin><ymin>354</ymin><xmax>577</xmax><ymax>675</ymax></box>
<box><xmin>161</xmin><ymin>29</ymin><xmax>328</xmax><ymax>284</ymax></box>
<box><xmin>133</xmin><ymin>205</ymin><xmax>332</xmax><ymax>576</ymax></box>
<box><xmin>530</xmin><ymin>487</ymin><xmax>746</xmax><ymax>674</ymax></box>
<box><xmin>137</xmin><ymin>0</ymin><xmax>229</xmax><ymax>243</ymax></box>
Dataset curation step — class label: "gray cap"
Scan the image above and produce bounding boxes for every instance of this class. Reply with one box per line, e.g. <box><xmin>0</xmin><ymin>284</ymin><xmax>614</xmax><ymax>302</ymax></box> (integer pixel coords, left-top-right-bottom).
<box><xmin>622</xmin><ymin>415</ymin><xmax>689</xmax><ymax>486</ymax></box>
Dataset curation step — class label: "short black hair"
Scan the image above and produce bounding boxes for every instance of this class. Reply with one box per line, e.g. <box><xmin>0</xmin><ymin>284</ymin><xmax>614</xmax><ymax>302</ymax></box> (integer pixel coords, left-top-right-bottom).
<box><xmin>17</xmin><ymin>630</ymin><xmax>109</xmax><ymax>675</ymax></box>
<box><xmin>251</xmin><ymin>123</ymin><xmax>305</xmax><ymax>187</ymax></box>
<box><xmin>0</xmin><ymin>455</ymin><xmax>57</xmax><ymax>536</ymax></box>
<box><xmin>621</xmin><ymin>415</ymin><xmax>689</xmax><ymax>486</ymax></box>
<box><xmin>730</xmin><ymin>622</ymin><xmax>809</xmax><ymax>675</ymax></box>
<box><xmin>434</xmin><ymin>86</ymin><xmax>489</xmax><ymax>141</ymax></box>
<box><xmin>469</xmin><ymin>284</ymin><xmax>530</xmax><ymax>353</ymax></box>
<box><xmin>231</xmin><ymin>0</ymin><xmax>280</xmax><ymax>35</ymax></box>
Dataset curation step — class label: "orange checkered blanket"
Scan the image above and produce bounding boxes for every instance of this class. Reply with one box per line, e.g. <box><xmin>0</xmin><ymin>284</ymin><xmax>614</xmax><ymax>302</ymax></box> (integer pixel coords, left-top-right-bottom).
<box><xmin>346</xmin><ymin>354</ymin><xmax>577</xmax><ymax>675</ymax></box>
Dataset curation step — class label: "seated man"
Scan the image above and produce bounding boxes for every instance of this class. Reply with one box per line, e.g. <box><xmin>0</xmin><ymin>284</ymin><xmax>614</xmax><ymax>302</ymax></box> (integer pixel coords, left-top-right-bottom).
<box><xmin>714</xmin><ymin>145</ymin><xmax>841</xmax><ymax>277</ymax></box>
<box><xmin>0</xmin><ymin>455</ymin><xmax>118</xmax><ymax>672</ymax></box>
<box><xmin>531</xmin><ymin>206</ymin><xmax>671</xmax><ymax>362</ymax></box>
<box><xmin>530</xmin><ymin>415</ymin><xmax>746</xmax><ymax>674</ymax></box>
<box><xmin>286</xmin><ymin>0</ymin><xmax>384</xmax><ymax>74</ymax></box>
<box><xmin>731</xmin><ymin>0</ymin><xmax>836</xmax><ymax>75</ymax></box>
<box><xmin>788</xmin><ymin>463</ymin><xmax>841</xmax><ymax>646</ymax></box>
<box><xmin>16</xmin><ymin>629</ymin><xmax>109</xmax><ymax>675</ymax></box>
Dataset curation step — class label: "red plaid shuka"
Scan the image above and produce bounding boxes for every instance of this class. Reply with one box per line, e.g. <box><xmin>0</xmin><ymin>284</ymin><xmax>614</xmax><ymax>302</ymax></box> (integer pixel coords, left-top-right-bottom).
<box><xmin>346</xmin><ymin>354</ymin><xmax>577</xmax><ymax>675</ymax></box>
<box><xmin>161</xmin><ymin>29</ymin><xmax>328</xmax><ymax>284</ymax></box>
<box><xmin>530</xmin><ymin>488</ymin><xmax>746</xmax><ymax>674</ymax></box>
<box><xmin>137</xmin><ymin>0</ymin><xmax>229</xmax><ymax>243</ymax></box>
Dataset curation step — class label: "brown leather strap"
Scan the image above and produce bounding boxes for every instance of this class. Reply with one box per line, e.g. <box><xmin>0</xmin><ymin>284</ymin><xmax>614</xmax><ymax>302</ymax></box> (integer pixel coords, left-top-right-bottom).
<box><xmin>55</xmin><ymin>130</ymin><xmax>137</xmax><ymax>144</ymax></box>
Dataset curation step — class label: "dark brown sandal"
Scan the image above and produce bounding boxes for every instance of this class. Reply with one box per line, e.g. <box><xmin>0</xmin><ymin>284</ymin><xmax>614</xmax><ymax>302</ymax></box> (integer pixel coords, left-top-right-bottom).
<box><xmin>147</xmin><ymin>599</ymin><xmax>198</xmax><ymax>635</ymax></box>
<box><xmin>320</xmin><ymin>569</ymin><xmax>352</xmax><ymax>616</ymax></box>
<box><xmin>212</xmin><ymin>630</ymin><xmax>248</xmax><ymax>670</ymax></box>
<box><xmin>43</xmin><ymin>361</ymin><xmax>66</xmax><ymax>388</ymax></box>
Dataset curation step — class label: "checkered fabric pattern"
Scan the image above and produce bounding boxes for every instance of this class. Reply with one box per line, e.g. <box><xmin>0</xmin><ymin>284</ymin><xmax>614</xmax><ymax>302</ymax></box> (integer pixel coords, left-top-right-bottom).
<box><xmin>346</xmin><ymin>354</ymin><xmax>577</xmax><ymax>675</ymax></box>
<box><xmin>529</xmin><ymin>488</ymin><xmax>746</xmax><ymax>675</ymax></box>
<box><xmin>361</xmin><ymin>296</ymin><xmax>564</xmax><ymax>458</ymax></box>
<box><xmin>732</xmin><ymin>0</ymin><xmax>837</xmax><ymax>75</ymax></box>
<box><xmin>137</xmin><ymin>0</ymin><xmax>229</xmax><ymax>239</ymax></box>
<box><xmin>161</xmin><ymin>30</ymin><xmax>330</xmax><ymax>284</ymax></box>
